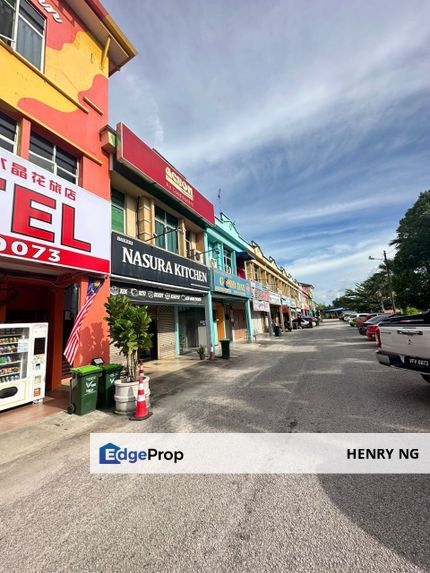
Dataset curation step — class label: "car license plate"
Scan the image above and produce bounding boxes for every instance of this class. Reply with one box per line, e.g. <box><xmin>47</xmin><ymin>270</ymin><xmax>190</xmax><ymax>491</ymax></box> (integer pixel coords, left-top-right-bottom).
<box><xmin>405</xmin><ymin>356</ymin><xmax>430</xmax><ymax>370</ymax></box>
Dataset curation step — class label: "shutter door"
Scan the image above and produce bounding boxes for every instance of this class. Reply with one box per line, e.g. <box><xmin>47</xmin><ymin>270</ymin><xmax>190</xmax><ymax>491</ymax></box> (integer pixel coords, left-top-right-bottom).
<box><xmin>157</xmin><ymin>305</ymin><xmax>176</xmax><ymax>358</ymax></box>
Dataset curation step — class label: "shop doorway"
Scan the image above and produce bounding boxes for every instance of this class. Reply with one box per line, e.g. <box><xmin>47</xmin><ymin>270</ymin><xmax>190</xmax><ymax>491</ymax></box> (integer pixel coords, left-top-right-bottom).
<box><xmin>139</xmin><ymin>317</ymin><xmax>158</xmax><ymax>361</ymax></box>
<box><xmin>178</xmin><ymin>307</ymin><xmax>205</xmax><ymax>352</ymax></box>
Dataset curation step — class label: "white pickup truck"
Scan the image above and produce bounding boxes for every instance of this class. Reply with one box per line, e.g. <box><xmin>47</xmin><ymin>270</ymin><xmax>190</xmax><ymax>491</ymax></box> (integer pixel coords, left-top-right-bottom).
<box><xmin>376</xmin><ymin>312</ymin><xmax>430</xmax><ymax>383</ymax></box>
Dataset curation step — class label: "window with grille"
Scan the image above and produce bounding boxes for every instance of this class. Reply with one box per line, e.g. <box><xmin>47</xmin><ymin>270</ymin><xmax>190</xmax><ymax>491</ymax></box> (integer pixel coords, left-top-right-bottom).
<box><xmin>111</xmin><ymin>189</ymin><xmax>125</xmax><ymax>233</ymax></box>
<box><xmin>223</xmin><ymin>249</ymin><xmax>233</xmax><ymax>274</ymax></box>
<box><xmin>0</xmin><ymin>0</ymin><xmax>46</xmax><ymax>70</ymax></box>
<box><xmin>154</xmin><ymin>206</ymin><xmax>178</xmax><ymax>254</ymax></box>
<box><xmin>29</xmin><ymin>132</ymin><xmax>78</xmax><ymax>183</ymax></box>
<box><xmin>0</xmin><ymin>111</ymin><xmax>17</xmax><ymax>152</ymax></box>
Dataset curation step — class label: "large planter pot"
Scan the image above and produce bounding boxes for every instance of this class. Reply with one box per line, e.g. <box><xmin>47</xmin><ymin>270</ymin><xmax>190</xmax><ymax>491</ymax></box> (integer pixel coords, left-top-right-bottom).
<box><xmin>114</xmin><ymin>376</ymin><xmax>151</xmax><ymax>415</ymax></box>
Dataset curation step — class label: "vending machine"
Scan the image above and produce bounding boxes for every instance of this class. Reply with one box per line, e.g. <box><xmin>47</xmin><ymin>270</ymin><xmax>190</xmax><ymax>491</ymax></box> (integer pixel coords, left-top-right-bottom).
<box><xmin>0</xmin><ymin>323</ymin><xmax>49</xmax><ymax>412</ymax></box>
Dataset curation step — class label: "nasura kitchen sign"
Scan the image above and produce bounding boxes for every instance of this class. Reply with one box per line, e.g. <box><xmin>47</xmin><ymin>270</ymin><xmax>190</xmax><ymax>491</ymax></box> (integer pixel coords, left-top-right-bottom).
<box><xmin>0</xmin><ymin>147</ymin><xmax>110</xmax><ymax>273</ymax></box>
<box><xmin>111</xmin><ymin>232</ymin><xmax>209</xmax><ymax>291</ymax></box>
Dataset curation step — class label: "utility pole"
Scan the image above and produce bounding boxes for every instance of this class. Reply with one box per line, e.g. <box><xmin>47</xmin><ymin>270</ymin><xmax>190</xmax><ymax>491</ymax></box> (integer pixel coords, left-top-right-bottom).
<box><xmin>369</xmin><ymin>252</ymin><xmax>396</xmax><ymax>313</ymax></box>
<box><xmin>383</xmin><ymin>250</ymin><xmax>396</xmax><ymax>313</ymax></box>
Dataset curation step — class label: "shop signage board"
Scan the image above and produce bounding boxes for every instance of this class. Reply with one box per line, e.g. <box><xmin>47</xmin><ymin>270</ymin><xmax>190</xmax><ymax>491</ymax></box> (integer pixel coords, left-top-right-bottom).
<box><xmin>117</xmin><ymin>124</ymin><xmax>215</xmax><ymax>225</ymax></box>
<box><xmin>212</xmin><ymin>269</ymin><xmax>252</xmax><ymax>298</ymax></box>
<box><xmin>111</xmin><ymin>232</ymin><xmax>209</xmax><ymax>291</ymax></box>
<box><xmin>0</xmin><ymin>148</ymin><xmax>110</xmax><ymax>273</ymax></box>
<box><xmin>110</xmin><ymin>283</ymin><xmax>205</xmax><ymax>306</ymax></box>
<box><xmin>251</xmin><ymin>280</ymin><xmax>270</xmax><ymax>302</ymax></box>
<box><xmin>269</xmin><ymin>291</ymin><xmax>282</xmax><ymax>305</ymax></box>
<box><xmin>282</xmin><ymin>296</ymin><xmax>296</xmax><ymax>307</ymax></box>
<box><xmin>253</xmin><ymin>300</ymin><xmax>270</xmax><ymax>312</ymax></box>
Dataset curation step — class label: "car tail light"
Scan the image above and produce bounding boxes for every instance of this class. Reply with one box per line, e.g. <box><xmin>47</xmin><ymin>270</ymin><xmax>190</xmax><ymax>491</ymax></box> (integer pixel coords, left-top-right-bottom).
<box><xmin>376</xmin><ymin>327</ymin><xmax>381</xmax><ymax>348</ymax></box>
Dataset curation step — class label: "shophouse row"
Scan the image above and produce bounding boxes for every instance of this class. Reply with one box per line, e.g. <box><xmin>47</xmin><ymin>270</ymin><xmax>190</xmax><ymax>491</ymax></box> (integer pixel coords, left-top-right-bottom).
<box><xmin>0</xmin><ymin>0</ymin><xmax>315</xmax><ymax>408</ymax></box>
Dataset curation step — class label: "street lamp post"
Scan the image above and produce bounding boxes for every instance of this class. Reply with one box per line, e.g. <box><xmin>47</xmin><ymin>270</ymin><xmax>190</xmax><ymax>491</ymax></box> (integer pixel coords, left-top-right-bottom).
<box><xmin>368</xmin><ymin>251</ymin><xmax>396</xmax><ymax>312</ymax></box>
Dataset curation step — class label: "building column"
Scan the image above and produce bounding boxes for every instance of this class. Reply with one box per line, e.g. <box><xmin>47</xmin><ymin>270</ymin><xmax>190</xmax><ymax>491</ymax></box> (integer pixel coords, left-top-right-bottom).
<box><xmin>204</xmin><ymin>291</ymin><xmax>214</xmax><ymax>355</ymax></box>
<box><xmin>278</xmin><ymin>306</ymin><xmax>284</xmax><ymax>331</ymax></box>
<box><xmin>245</xmin><ymin>299</ymin><xmax>253</xmax><ymax>342</ymax></box>
<box><xmin>174</xmin><ymin>305</ymin><xmax>180</xmax><ymax>355</ymax></box>
<box><xmin>48</xmin><ymin>287</ymin><xmax>64</xmax><ymax>390</ymax></box>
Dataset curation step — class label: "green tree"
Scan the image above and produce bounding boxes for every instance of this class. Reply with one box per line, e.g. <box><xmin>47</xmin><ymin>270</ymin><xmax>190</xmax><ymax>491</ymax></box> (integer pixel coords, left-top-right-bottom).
<box><xmin>332</xmin><ymin>270</ymin><xmax>391</xmax><ymax>312</ymax></box>
<box><xmin>391</xmin><ymin>190</ymin><xmax>430</xmax><ymax>311</ymax></box>
<box><xmin>104</xmin><ymin>295</ymin><xmax>152</xmax><ymax>381</ymax></box>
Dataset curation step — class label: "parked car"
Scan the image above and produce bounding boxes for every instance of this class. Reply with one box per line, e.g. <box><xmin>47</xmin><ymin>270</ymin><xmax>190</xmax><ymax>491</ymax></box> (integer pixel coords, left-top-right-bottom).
<box><xmin>376</xmin><ymin>311</ymin><xmax>430</xmax><ymax>383</ymax></box>
<box><xmin>365</xmin><ymin>314</ymin><xmax>401</xmax><ymax>340</ymax></box>
<box><xmin>357</xmin><ymin>313</ymin><xmax>386</xmax><ymax>334</ymax></box>
<box><xmin>302</xmin><ymin>315</ymin><xmax>319</xmax><ymax>327</ymax></box>
<box><xmin>355</xmin><ymin>313</ymin><xmax>380</xmax><ymax>328</ymax></box>
<box><xmin>340</xmin><ymin>311</ymin><xmax>354</xmax><ymax>321</ymax></box>
<box><xmin>349</xmin><ymin>313</ymin><xmax>370</xmax><ymax>326</ymax></box>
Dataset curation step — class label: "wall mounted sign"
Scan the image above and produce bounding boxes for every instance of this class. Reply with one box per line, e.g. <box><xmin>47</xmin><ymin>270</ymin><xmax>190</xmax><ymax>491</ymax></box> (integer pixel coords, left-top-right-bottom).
<box><xmin>212</xmin><ymin>269</ymin><xmax>252</xmax><ymax>298</ymax></box>
<box><xmin>0</xmin><ymin>148</ymin><xmax>110</xmax><ymax>273</ymax></box>
<box><xmin>117</xmin><ymin>124</ymin><xmax>215</xmax><ymax>225</ymax></box>
<box><xmin>251</xmin><ymin>280</ymin><xmax>270</xmax><ymax>302</ymax></box>
<box><xmin>110</xmin><ymin>283</ymin><xmax>205</xmax><ymax>306</ymax></box>
<box><xmin>111</xmin><ymin>232</ymin><xmax>209</xmax><ymax>291</ymax></box>
<box><xmin>269</xmin><ymin>291</ymin><xmax>282</xmax><ymax>305</ymax></box>
<box><xmin>253</xmin><ymin>300</ymin><xmax>270</xmax><ymax>313</ymax></box>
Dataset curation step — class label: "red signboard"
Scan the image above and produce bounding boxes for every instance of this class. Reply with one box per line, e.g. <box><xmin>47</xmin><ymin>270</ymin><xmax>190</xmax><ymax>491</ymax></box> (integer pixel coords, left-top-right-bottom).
<box><xmin>117</xmin><ymin>124</ymin><xmax>215</xmax><ymax>225</ymax></box>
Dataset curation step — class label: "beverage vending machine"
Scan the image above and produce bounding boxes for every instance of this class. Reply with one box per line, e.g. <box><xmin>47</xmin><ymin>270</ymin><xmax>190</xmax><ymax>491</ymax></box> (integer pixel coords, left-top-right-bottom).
<box><xmin>0</xmin><ymin>323</ymin><xmax>49</xmax><ymax>412</ymax></box>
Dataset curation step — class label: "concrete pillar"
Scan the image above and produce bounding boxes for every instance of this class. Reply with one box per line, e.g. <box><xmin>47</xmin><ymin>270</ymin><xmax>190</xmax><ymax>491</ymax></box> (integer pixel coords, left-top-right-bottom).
<box><xmin>245</xmin><ymin>298</ymin><xmax>253</xmax><ymax>342</ymax></box>
<box><xmin>174</xmin><ymin>305</ymin><xmax>180</xmax><ymax>355</ymax></box>
<box><xmin>48</xmin><ymin>287</ymin><xmax>64</xmax><ymax>390</ymax></box>
<box><xmin>204</xmin><ymin>291</ymin><xmax>214</xmax><ymax>355</ymax></box>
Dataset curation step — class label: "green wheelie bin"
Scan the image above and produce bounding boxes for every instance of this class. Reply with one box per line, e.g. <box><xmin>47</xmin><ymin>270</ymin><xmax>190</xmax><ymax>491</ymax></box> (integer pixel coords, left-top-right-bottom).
<box><xmin>98</xmin><ymin>364</ymin><xmax>123</xmax><ymax>409</ymax></box>
<box><xmin>68</xmin><ymin>365</ymin><xmax>102</xmax><ymax>415</ymax></box>
<box><xmin>220</xmin><ymin>339</ymin><xmax>231</xmax><ymax>359</ymax></box>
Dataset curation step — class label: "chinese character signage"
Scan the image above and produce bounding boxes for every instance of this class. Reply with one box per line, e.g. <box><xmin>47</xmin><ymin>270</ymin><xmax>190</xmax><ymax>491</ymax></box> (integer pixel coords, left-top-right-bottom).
<box><xmin>0</xmin><ymin>148</ymin><xmax>110</xmax><ymax>273</ymax></box>
<box><xmin>117</xmin><ymin>124</ymin><xmax>215</xmax><ymax>225</ymax></box>
<box><xmin>212</xmin><ymin>269</ymin><xmax>252</xmax><ymax>298</ymax></box>
<box><xmin>111</xmin><ymin>232</ymin><xmax>209</xmax><ymax>291</ymax></box>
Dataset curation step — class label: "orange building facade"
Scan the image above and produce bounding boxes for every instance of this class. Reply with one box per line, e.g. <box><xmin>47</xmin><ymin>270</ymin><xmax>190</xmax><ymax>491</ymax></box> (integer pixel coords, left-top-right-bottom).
<box><xmin>0</xmin><ymin>0</ymin><xmax>136</xmax><ymax>390</ymax></box>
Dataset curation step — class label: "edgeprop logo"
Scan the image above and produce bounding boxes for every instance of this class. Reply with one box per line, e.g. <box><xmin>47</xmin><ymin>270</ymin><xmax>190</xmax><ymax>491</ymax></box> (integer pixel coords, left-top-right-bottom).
<box><xmin>99</xmin><ymin>442</ymin><xmax>184</xmax><ymax>465</ymax></box>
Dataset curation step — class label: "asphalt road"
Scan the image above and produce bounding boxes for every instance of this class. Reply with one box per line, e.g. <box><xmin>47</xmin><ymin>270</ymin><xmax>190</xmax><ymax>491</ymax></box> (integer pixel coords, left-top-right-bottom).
<box><xmin>1</xmin><ymin>320</ymin><xmax>430</xmax><ymax>573</ymax></box>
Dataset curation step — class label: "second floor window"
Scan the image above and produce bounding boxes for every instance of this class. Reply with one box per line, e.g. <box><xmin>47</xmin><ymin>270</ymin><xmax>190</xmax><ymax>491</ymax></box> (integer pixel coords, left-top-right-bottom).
<box><xmin>155</xmin><ymin>206</ymin><xmax>178</xmax><ymax>254</ymax></box>
<box><xmin>0</xmin><ymin>0</ymin><xmax>46</xmax><ymax>70</ymax></box>
<box><xmin>29</xmin><ymin>132</ymin><xmax>78</xmax><ymax>183</ymax></box>
<box><xmin>0</xmin><ymin>111</ymin><xmax>17</xmax><ymax>152</ymax></box>
<box><xmin>111</xmin><ymin>190</ymin><xmax>125</xmax><ymax>233</ymax></box>
<box><xmin>223</xmin><ymin>249</ymin><xmax>233</xmax><ymax>274</ymax></box>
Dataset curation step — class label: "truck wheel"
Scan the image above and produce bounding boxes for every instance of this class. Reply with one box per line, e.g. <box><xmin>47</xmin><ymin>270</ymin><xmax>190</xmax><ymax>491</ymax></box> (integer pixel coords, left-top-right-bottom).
<box><xmin>421</xmin><ymin>374</ymin><xmax>430</xmax><ymax>383</ymax></box>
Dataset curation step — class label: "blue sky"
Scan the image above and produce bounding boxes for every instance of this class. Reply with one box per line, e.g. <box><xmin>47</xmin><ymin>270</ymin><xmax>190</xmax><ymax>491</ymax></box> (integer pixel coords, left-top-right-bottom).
<box><xmin>104</xmin><ymin>0</ymin><xmax>430</xmax><ymax>304</ymax></box>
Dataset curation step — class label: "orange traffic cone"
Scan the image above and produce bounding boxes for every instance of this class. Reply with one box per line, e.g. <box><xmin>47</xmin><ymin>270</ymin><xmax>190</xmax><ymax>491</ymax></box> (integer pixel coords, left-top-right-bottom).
<box><xmin>130</xmin><ymin>363</ymin><xmax>152</xmax><ymax>421</ymax></box>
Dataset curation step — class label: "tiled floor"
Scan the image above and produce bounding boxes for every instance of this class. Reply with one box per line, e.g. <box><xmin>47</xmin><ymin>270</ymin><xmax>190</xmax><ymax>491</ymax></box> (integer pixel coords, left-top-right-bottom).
<box><xmin>0</xmin><ymin>388</ymin><xmax>69</xmax><ymax>434</ymax></box>
<box><xmin>0</xmin><ymin>352</ymin><xmax>230</xmax><ymax>434</ymax></box>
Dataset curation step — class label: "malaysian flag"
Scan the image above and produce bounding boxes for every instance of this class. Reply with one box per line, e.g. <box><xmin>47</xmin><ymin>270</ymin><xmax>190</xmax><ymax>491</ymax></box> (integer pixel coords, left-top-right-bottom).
<box><xmin>64</xmin><ymin>278</ymin><xmax>104</xmax><ymax>365</ymax></box>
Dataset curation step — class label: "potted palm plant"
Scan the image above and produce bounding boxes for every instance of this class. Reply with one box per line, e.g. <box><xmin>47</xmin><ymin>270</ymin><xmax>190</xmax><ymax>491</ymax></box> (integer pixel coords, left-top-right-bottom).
<box><xmin>104</xmin><ymin>295</ymin><xmax>153</xmax><ymax>415</ymax></box>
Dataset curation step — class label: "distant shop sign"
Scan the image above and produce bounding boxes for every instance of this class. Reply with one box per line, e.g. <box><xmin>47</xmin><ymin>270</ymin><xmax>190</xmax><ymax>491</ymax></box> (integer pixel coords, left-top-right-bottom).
<box><xmin>253</xmin><ymin>300</ymin><xmax>270</xmax><ymax>313</ymax></box>
<box><xmin>0</xmin><ymin>147</ymin><xmax>110</xmax><ymax>273</ymax></box>
<box><xmin>251</xmin><ymin>280</ymin><xmax>270</xmax><ymax>302</ymax></box>
<box><xmin>111</xmin><ymin>232</ymin><xmax>209</xmax><ymax>291</ymax></box>
<box><xmin>269</xmin><ymin>291</ymin><xmax>282</xmax><ymax>305</ymax></box>
<box><xmin>212</xmin><ymin>269</ymin><xmax>252</xmax><ymax>298</ymax></box>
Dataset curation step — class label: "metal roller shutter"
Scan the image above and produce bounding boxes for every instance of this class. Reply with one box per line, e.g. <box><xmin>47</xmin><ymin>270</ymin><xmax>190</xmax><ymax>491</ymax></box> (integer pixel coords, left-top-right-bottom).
<box><xmin>157</xmin><ymin>305</ymin><xmax>176</xmax><ymax>358</ymax></box>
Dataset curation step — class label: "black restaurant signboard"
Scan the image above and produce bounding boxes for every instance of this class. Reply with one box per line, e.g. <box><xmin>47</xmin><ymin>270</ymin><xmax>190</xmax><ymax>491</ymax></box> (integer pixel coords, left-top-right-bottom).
<box><xmin>111</xmin><ymin>232</ymin><xmax>209</xmax><ymax>291</ymax></box>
